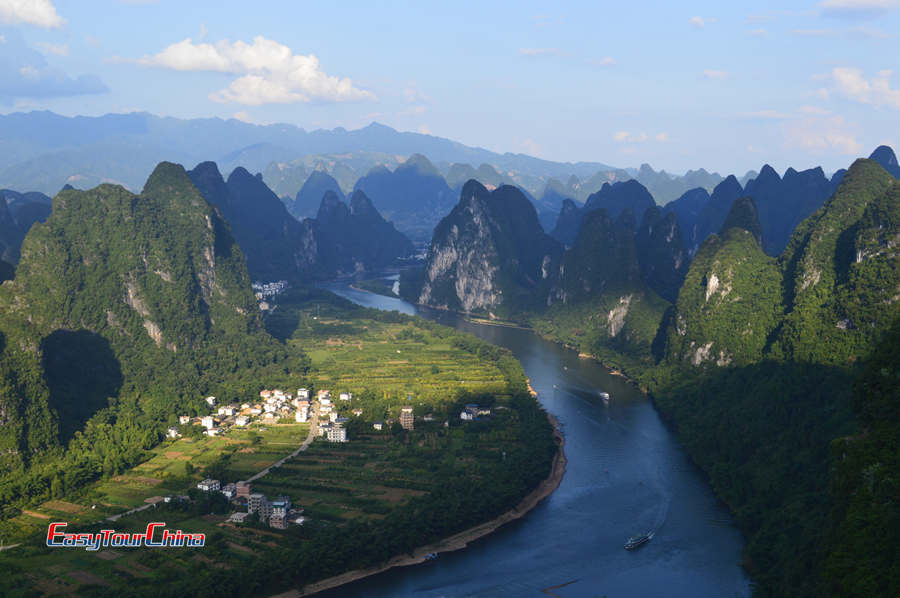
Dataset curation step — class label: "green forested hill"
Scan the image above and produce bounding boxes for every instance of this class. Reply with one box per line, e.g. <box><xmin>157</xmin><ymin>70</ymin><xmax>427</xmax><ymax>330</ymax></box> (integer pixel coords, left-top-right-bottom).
<box><xmin>776</xmin><ymin>159</ymin><xmax>899</xmax><ymax>365</ymax></box>
<box><xmin>0</xmin><ymin>162</ymin><xmax>302</xmax><ymax>508</ymax></box>
<box><xmin>645</xmin><ymin>158</ymin><xmax>899</xmax><ymax>596</ymax></box>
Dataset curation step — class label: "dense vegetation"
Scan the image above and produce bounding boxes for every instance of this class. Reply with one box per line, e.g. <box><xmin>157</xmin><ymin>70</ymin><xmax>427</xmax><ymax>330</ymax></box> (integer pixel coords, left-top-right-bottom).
<box><xmin>0</xmin><ymin>163</ymin><xmax>305</xmax><ymax>523</ymax></box>
<box><xmin>617</xmin><ymin>159</ymin><xmax>898</xmax><ymax>596</ymax></box>
<box><xmin>0</xmin><ymin>286</ymin><xmax>557</xmax><ymax>597</ymax></box>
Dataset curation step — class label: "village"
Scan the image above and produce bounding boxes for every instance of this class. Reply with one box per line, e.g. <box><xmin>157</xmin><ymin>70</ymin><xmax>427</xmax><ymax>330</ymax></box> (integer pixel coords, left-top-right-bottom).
<box><xmin>161</xmin><ymin>386</ymin><xmax>492</xmax><ymax>530</ymax></box>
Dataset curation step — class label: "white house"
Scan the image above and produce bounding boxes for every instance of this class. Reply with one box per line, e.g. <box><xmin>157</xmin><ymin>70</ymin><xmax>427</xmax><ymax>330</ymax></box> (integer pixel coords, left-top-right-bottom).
<box><xmin>235</xmin><ymin>415</ymin><xmax>249</xmax><ymax>427</ymax></box>
<box><xmin>297</xmin><ymin>388</ymin><xmax>310</xmax><ymax>400</ymax></box>
<box><xmin>326</xmin><ymin>425</ymin><xmax>348</xmax><ymax>443</ymax></box>
<box><xmin>205</xmin><ymin>428</ymin><xmax>220</xmax><ymax>437</ymax></box>
<box><xmin>221</xmin><ymin>483</ymin><xmax>237</xmax><ymax>499</ymax></box>
<box><xmin>201</xmin><ymin>416</ymin><xmax>215</xmax><ymax>429</ymax></box>
<box><xmin>264</xmin><ymin>403</ymin><xmax>277</xmax><ymax>414</ymax></box>
<box><xmin>339</xmin><ymin>392</ymin><xmax>351</xmax><ymax>402</ymax></box>
<box><xmin>166</xmin><ymin>427</ymin><xmax>180</xmax><ymax>439</ymax></box>
<box><xmin>373</xmin><ymin>421</ymin><xmax>384</xmax><ymax>431</ymax></box>
<box><xmin>197</xmin><ymin>479</ymin><xmax>220</xmax><ymax>492</ymax></box>
<box><xmin>228</xmin><ymin>512</ymin><xmax>249</xmax><ymax>523</ymax></box>
<box><xmin>295</xmin><ymin>407</ymin><xmax>309</xmax><ymax>423</ymax></box>
<box><xmin>205</xmin><ymin>396</ymin><xmax>217</xmax><ymax>407</ymax></box>
<box><xmin>178</xmin><ymin>415</ymin><xmax>190</xmax><ymax>425</ymax></box>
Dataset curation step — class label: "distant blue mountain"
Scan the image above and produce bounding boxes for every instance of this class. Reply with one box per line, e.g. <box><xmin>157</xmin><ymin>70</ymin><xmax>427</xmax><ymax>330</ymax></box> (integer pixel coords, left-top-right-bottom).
<box><xmin>0</xmin><ymin>111</ymin><xmax>616</xmax><ymax>195</ymax></box>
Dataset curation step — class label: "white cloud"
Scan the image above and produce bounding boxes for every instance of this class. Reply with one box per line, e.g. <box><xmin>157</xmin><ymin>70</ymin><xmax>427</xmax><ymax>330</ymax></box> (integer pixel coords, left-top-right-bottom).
<box><xmin>231</xmin><ymin>111</ymin><xmax>252</xmax><ymax>123</ymax></box>
<box><xmin>655</xmin><ymin>132</ymin><xmax>669</xmax><ymax>142</ymax></box>
<box><xmin>847</xmin><ymin>25</ymin><xmax>893</xmax><ymax>38</ymax></box>
<box><xmin>416</xmin><ymin>124</ymin><xmax>432</xmax><ymax>135</ymax></box>
<box><xmin>703</xmin><ymin>69</ymin><xmax>728</xmax><ymax>79</ymax></box>
<box><xmin>819</xmin><ymin>0</ymin><xmax>899</xmax><ymax>18</ymax></box>
<box><xmin>589</xmin><ymin>56</ymin><xmax>616</xmax><ymax>67</ymax></box>
<box><xmin>36</xmin><ymin>41</ymin><xmax>68</xmax><ymax>56</ymax></box>
<box><xmin>0</xmin><ymin>0</ymin><xmax>64</xmax><ymax>28</ymax></box>
<box><xmin>689</xmin><ymin>16</ymin><xmax>716</xmax><ymax>27</ymax></box>
<box><xmin>831</xmin><ymin>67</ymin><xmax>900</xmax><ymax>108</ymax></box>
<box><xmin>139</xmin><ymin>36</ymin><xmax>375</xmax><ymax>105</ymax></box>
<box><xmin>785</xmin><ymin>115</ymin><xmax>862</xmax><ymax>154</ymax></box>
<box><xmin>800</xmin><ymin>105</ymin><xmax>832</xmax><ymax>115</ymax></box>
<box><xmin>403</xmin><ymin>82</ymin><xmax>429</xmax><ymax>104</ymax></box>
<box><xmin>519</xmin><ymin>47</ymin><xmax>566</xmax><ymax>57</ymax></box>
<box><xmin>613</xmin><ymin>131</ymin><xmax>650</xmax><ymax>143</ymax></box>
<box><xmin>750</xmin><ymin>28</ymin><xmax>768</xmax><ymax>36</ymax></box>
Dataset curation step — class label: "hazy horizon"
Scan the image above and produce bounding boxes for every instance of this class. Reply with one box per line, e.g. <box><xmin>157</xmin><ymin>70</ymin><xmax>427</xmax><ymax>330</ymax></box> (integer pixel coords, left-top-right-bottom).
<box><xmin>1</xmin><ymin>0</ymin><xmax>898</xmax><ymax>176</ymax></box>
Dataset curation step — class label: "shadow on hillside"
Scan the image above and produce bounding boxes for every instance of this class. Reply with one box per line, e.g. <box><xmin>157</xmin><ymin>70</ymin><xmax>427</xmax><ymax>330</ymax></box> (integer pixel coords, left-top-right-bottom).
<box><xmin>653</xmin><ymin>360</ymin><xmax>857</xmax><ymax>596</ymax></box>
<box><xmin>42</xmin><ymin>330</ymin><xmax>123</xmax><ymax>444</ymax></box>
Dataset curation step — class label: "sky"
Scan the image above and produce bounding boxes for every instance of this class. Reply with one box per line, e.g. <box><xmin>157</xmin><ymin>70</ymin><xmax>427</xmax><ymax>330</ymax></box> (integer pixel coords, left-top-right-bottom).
<box><xmin>1</xmin><ymin>0</ymin><xmax>898</xmax><ymax>175</ymax></box>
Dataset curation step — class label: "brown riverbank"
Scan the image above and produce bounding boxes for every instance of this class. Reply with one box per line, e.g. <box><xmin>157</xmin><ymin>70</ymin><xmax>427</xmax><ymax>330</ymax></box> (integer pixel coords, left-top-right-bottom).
<box><xmin>274</xmin><ymin>413</ymin><xmax>567</xmax><ymax>598</ymax></box>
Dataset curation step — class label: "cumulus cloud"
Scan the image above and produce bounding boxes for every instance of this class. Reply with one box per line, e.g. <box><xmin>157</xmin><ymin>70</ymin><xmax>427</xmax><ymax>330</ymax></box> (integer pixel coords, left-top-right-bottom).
<box><xmin>785</xmin><ymin>115</ymin><xmax>862</xmax><ymax>154</ymax></box>
<box><xmin>0</xmin><ymin>0</ymin><xmax>64</xmax><ymax>28</ymax></box>
<box><xmin>613</xmin><ymin>131</ymin><xmax>653</xmax><ymax>143</ymax></box>
<box><xmin>0</xmin><ymin>28</ymin><xmax>106</xmax><ymax>103</ymax></box>
<box><xmin>589</xmin><ymin>56</ymin><xmax>616</xmax><ymax>67</ymax></box>
<box><xmin>139</xmin><ymin>36</ymin><xmax>375</xmax><ymax>105</ymax></box>
<box><xmin>831</xmin><ymin>67</ymin><xmax>900</xmax><ymax>108</ymax></box>
<box><xmin>703</xmin><ymin>69</ymin><xmax>728</xmax><ymax>79</ymax></box>
<box><xmin>36</xmin><ymin>41</ymin><xmax>68</xmax><ymax>55</ymax></box>
<box><xmin>689</xmin><ymin>16</ymin><xmax>716</xmax><ymax>27</ymax></box>
<box><xmin>403</xmin><ymin>82</ymin><xmax>429</xmax><ymax>104</ymax></box>
<box><xmin>819</xmin><ymin>0</ymin><xmax>899</xmax><ymax>18</ymax></box>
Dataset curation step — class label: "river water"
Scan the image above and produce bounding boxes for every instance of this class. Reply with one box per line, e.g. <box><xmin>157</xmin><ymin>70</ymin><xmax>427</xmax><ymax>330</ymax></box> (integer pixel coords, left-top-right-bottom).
<box><xmin>317</xmin><ymin>281</ymin><xmax>751</xmax><ymax>598</ymax></box>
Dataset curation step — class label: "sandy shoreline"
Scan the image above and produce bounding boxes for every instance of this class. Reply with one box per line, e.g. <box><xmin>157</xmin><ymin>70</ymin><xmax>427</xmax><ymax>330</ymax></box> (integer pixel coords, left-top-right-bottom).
<box><xmin>274</xmin><ymin>413</ymin><xmax>567</xmax><ymax>598</ymax></box>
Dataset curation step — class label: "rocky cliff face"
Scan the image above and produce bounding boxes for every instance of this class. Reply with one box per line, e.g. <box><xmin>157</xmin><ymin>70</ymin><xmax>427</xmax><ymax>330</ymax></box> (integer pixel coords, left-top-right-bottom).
<box><xmin>666</xmin><ymin>158</ymin><xmax>900</xmax><ymax>369</ymax></box>
<box><xmin>419</xmin><ymin>180</ymin><xmax>561</xmax><ymax>313</ymax></box>
<box><xmin>189</xmin><ymin>161</ymin><xmax>320</xmax><ymax>280</ymax></box>
<box><xmin>869</xmin><ymin>145</ymin><xmax>900</xmax><ymax>178</ymax></box>
<box><xmin>549</xmin><ymin>198</ymin><xmax>583</xmax><ymax>246</ymax></box>
<box><xmin>0</xmin><ymin>162</ymin><xmax>270</xmax><ymax>465</ymax></box>
<box><xmin>313</xmin><ymin>189</ymin><xmax>413</xmax><ymax>274</ymax></box>
<box><xmin>636</xmin><ymin>206</ymin><xmax>688</xmax><ymax>302</ymax></box>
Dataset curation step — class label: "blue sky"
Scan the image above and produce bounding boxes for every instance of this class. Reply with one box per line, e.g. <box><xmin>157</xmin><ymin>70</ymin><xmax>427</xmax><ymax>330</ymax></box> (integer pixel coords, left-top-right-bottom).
<box><xmin>1</xmin><ymin>0</ymin><xmax>898</xmax><ymax>175</ymax></box>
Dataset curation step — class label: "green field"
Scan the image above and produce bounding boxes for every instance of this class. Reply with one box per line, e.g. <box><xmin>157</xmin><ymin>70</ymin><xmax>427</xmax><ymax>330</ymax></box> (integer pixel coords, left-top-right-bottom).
<box><xmin>1</xmin><ymin>288</ymin><xmax>556</xmax><ymax>597</ymax></box>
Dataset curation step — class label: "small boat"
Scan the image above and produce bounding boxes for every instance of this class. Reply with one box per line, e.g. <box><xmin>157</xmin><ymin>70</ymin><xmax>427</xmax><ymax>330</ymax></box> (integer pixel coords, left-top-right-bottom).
<box><xmin>599</xmin><ymin>392</ymin><xmax>610</xmax><ymax>402</ymax></box>
<box><xmin>624</xmin><ymin>531</ymin><xmax>653</xmax><ymax>550</ymax></box>
<box><xmin>424</xmin><ymin>552</ymin><xmax>438</xmax><ymax>561</ymax></box>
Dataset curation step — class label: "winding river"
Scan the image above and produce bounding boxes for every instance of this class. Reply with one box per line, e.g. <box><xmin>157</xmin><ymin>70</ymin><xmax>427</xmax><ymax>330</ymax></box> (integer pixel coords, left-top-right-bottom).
<box><xmin>317</xmin><ymin>280</ymin><xmax>751</xmax><ymax>598</ymax></box>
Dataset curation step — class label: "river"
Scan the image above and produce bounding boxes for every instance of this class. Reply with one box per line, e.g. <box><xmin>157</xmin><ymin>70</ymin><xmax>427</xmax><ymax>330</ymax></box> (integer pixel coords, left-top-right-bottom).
<box><xmin>316</xmin><ymin>280</ymin><xmax>751</xmax><ymax>598</ymax></box>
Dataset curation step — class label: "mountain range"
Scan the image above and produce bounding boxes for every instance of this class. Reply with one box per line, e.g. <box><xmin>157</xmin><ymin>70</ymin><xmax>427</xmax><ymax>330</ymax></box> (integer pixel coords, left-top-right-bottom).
<box><xmin>0</xmin><ymin>189</ymin><xmax>52</xmax><ymax>263</ymax></box>
<box><xmin>406</xmin><ymin>147</ymin><xmax>899</xmax><ymax>597</ymax></box>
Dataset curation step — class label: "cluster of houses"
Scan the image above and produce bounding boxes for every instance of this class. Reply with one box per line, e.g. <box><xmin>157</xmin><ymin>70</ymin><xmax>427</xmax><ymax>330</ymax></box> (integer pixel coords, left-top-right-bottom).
<box><xmin>166</xmin><ymin>389</ymin><xmax>319</xmax><ymax>440</ymax></box>
<box><xmin>251</xmin><ymin>280</ymin><xmax>288</xmax><ymax>299</ymax></box>
<box><xmin>315</xmin><ymin>390</ymin><xmax>351</xmax><ymax>443</ymax></box>
<box><xmin>460</xmin><ymin>403</ymin><xmax>492</xmax><ymax>421</ymax></box>
<box><xmin>195</xmin><ymin>479</ymin><xmax>306</xmax><ymax>529</ymax></box>
<box><xmin>252</xmin><ymin>280</ymin><xmax>288</xmax><ymax>310</ymax></box>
